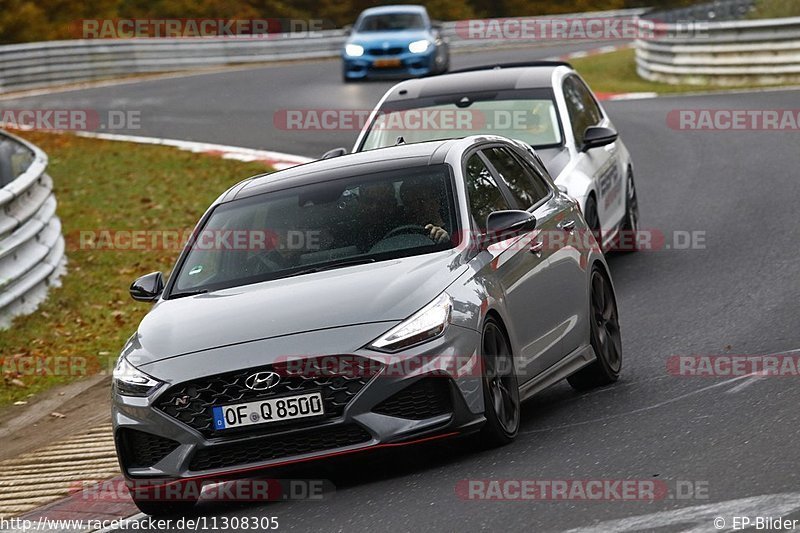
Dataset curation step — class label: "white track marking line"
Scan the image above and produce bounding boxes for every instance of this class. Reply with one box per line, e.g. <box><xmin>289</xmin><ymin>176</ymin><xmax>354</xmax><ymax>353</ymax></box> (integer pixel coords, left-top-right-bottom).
<box><xmin>562</xmin><ymin>492</ymin><xmax>800</xmax><ymax>533</ymax></box>
<box><xmin>74</xmin><ymin>131</ymin><xmax>312</xmax><ymax>170</ymax></box>
<box><xmin>607</xmin><ymin>92</ymin><xmax>659</xmax><ymax>101</ymax></box>
<box><xmin>725</xmin><ymin>373</ymin><xmax>768</xmax><ymax>394</ymax></box>
<box><xmin>522</xmin><ymin>373</ymin><xmax>758</xmax><ymax>435</ymax></box>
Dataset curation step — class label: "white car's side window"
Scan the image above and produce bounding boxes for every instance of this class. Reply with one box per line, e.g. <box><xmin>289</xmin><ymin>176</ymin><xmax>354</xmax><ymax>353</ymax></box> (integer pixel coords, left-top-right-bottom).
<box><xmin>563</xmin><ymin>76</ymin><xmax>603</xmax><ymax>146</ymax></box>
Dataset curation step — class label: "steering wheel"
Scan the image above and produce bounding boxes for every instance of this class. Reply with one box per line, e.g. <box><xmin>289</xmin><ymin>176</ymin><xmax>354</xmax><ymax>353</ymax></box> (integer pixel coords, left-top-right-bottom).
<box><xmin>380</xmin><ymin>224</ymin><xmax>434</xmax><ymax>242</ymax></box>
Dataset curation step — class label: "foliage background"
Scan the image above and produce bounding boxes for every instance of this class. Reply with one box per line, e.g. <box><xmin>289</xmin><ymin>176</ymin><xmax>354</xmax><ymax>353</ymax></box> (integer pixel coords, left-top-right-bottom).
<box><xmin>0</xmin><ymin>0</ymin><xmax>703</xmax><ymax>44</ymax></box>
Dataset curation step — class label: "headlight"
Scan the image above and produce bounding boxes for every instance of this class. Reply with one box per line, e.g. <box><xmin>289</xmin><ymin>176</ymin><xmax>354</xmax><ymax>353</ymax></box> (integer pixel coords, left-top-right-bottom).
<box><xmin>369</xmin><ymin>293</ymin><xmax>452</xmax><ymax>352</ymax></box>
<box><xmin>345</xmin><ymin>44</ymin><xmax>364</xmax><ymax>57</ymax></box>
<box><xmin>408</xmin><ymin>40</ymin><xmax>431</xmax><ymax>54</ymax></box>
<box><xmin>113</xmin><ymin>357</ymin><xmax>162</xmax><ymax>397</ymax></box>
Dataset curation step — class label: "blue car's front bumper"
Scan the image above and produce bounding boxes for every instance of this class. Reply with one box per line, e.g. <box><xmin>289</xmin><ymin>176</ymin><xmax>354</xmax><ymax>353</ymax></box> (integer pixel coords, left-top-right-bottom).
<box><xmin>342</xmin><ymin>48</ymin><xmax>437</xmax><ymax>80</ymax></box>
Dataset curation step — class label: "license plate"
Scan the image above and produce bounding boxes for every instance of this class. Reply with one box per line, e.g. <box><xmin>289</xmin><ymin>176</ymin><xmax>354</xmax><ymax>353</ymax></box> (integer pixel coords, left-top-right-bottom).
<box><xmin>374</xmin><ymin>58</ymin><xmax>401</xmax><ymax>68</ymax></box>
<box><xmin>212</xmin><ymin>392</ymin><xmax>324</xmax><ymax>431</ymax></box>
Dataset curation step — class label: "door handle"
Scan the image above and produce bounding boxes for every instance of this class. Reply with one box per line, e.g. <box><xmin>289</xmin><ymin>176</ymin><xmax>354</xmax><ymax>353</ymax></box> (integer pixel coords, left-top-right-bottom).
<box><xmin>559</xmin><ymin>219</ymin><xmax>576</xmax><ymax>232</ymax></box>
<box><xmin>530</xmin><ymin>240</ymin><xmax>544</xmax><ymax>255</ymax></box>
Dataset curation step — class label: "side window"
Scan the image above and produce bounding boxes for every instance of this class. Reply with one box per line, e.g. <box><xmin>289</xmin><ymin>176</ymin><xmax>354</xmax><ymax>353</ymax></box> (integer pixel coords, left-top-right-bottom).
<box><xmin>482</xmin><ymin>147</ymin><xmax>549</xmax><ymax>208</ymax></box>
<box><xmin>464</xmin><ymin>154</ymin><xmax>510</xmax><ymax>231</ymax></box>
<box><xmin>563</xmin><ymin>76</ymin><xmax>603</xmax><ymax>147</ymax></box>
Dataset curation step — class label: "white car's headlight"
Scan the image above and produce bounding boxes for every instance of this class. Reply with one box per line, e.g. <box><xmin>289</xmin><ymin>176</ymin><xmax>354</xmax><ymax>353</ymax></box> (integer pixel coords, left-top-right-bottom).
<box><xmin>369</xmin><ymin>293</ymin><xmax>452</xmax><ymax>352</ymax></box>
<box><xmin>408</xmin><ymin>40</ymin><xmax>431</xmax><ymax>54</ymax></box>
<box><xmin>345</xmin><ymin>44</ymin><xmax>365</xmax><ymax>57</ymax></box>
<box><xmin>113</xmin><ymin>356</ymin><xmax>162</xmax><ymax>397</ymax></box>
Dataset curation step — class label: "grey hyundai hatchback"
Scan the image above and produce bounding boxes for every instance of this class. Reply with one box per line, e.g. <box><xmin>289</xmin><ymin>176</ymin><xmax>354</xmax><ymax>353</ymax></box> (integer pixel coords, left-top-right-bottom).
<box><xmin>113</xmin><ymin>135</ymin><xmax>622</xmax><ymax>515</ymax></box>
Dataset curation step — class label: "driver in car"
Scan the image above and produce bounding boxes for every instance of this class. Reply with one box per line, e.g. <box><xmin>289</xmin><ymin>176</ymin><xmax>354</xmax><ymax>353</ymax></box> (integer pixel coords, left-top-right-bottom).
<box><xmin>356</xmin><ymin>181</ymin><xmax>403</xmax><ymax>252</ymax></box>
<box><xmin>399</xmin><ymin>176</ymin><xmax>450</xmax><ymax>244</ymax></box>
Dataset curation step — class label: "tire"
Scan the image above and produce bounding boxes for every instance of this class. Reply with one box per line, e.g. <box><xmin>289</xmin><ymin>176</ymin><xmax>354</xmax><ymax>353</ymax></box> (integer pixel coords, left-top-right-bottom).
<box><xmin>616</xmin><ymin>168</ymin><xmax>640</xmax><ymax>252</ymax></box>
<box><xmin>584</xmin><ymin>195</ymin><xmax>602</xmax><ymax>252</ymax></box>
<box><xmin>438</xmin><ymin>52</ymin><xmax>450</xmax><ymax>74</ymax></box>
<box><xmin>478</xmin><ymin>317</ymin><xmax>520</xmax><ymax>447</ymax></box>
<box><xmin>131</xmin><ymin>496</ymin><xmax>198</xmax><ymax>517</ymax></box>
<box><xmin>432</xmin><ymin>48</ymin><xmax>449</xmax><ymax>75</ymax></box>
<box><xmin>567</xmin><ymin>267</ymin><xmax>622</xmax><ymax>391</ymax></box>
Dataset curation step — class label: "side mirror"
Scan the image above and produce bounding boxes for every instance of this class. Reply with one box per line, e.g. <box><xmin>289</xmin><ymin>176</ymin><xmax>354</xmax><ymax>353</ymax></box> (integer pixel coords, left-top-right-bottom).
<box><xmin>431</xmin><ymin>21</ymin><xmax>443</xmax><ymax>31</ymax></box>
<box><xmin>321</xmin><ymin>147</ymin><xmax>347</xmax><ymax>159</ymax></box>
<box><xmin>556</xmin><ymin>184</ymin><xmax>568</xmax><ymax>194</ymax></box>
<box><xmin>130</xmin><ymin>272</ymin><xmax>164</xmax><ymax>302</ymax></box>
<box><xmin>485</xmin><ymin>210</ymin><xmax>536</xmax><ymax>244</ymax></box>
<box><xmin>343</xmin><ymin>24</ymin><xmax>353</xmax><ymax>36</ymax></box>
<box><xmin>581</xmin><ymin>126</ymin><xmax>618</xmax><ymax>152</ymax></box>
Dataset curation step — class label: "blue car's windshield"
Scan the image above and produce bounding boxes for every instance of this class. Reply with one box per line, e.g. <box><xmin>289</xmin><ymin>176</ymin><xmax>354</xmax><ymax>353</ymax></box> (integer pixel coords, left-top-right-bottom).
<box><xmin>357</xmin><ymin>13</ymin><xmax>425</xmax><ymax>32</ymax></box>
<box><xmin>169</xmin><ymin>165</ymin><xmax>458</xmax><ymax>296</ymax></box>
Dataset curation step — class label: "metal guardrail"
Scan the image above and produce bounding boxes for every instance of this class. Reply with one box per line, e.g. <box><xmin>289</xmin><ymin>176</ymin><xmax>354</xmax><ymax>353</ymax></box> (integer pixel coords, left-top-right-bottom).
<box><xmin>0</xmin><ymin>9</ymin><xmax>646</xmax><ymax>93</ymax></box>
<box><xmin>0</xmin><ymin>130</ymin><xmax>65</xmax><ymax>329</ymax></box>
<box><xmin>636</xmin><ymin>7</ymin><xmax>800</xmax><ymax>86</ymax></box>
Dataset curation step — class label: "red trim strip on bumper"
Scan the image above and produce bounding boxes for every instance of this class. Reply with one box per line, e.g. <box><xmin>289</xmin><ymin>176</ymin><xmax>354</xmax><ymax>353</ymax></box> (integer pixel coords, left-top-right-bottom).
<box><xmin>128</xmin><ymin>431</ymin><xmax>460</xmax><ymax>491</ymax></box>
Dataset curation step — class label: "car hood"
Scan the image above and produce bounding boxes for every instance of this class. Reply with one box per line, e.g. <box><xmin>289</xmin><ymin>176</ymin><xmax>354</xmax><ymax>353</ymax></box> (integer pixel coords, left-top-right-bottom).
<box><xmin>349</xmin><ymin>30</ymin><xmax>431</xmax><ymax>47</ymax></box>
<box><xmin>132</xmin><ymin>250</ymin><xmax>467</xmax><ymax>363</ymax></box>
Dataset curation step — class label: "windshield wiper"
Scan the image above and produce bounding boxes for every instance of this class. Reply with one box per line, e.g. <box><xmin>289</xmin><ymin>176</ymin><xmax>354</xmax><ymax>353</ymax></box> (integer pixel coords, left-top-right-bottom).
<box><xmin>169</xmin><ymin>288</ymin><xmax>208</xmax><ymax>300</ymax></box>
<box><xmin>290</xmin><ymin>258</ymin><xmax>376</xmax><ymax>277</ymax></box>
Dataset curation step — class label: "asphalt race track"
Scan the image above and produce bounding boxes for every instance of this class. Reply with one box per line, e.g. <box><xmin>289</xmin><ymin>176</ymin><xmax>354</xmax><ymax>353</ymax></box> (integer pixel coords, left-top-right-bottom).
<box><xmin>0</xmin><ymin>41</ymin><xmax>628</xmax><ymax>157</ymax></box>
<box><xmin>5</xmin><ymin>44</ymin><xmax>800</xmax><ymax>532</ymax></box>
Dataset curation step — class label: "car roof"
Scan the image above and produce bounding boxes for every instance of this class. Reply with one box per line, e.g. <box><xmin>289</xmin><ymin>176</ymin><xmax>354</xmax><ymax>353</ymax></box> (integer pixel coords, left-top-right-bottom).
<box><xmin>380</xmin><ymin>65</ymin><xmax>569</xmax><ymax>102</ymax></box>
<box><xmin>359</xmin><ymin>5</ymin><xmax>427</xmax><ymax>16</ymax></box>
<box><xmin>231</xmin><ymin>139</ymin><xmax>457</xmax><ymax>201</ymax></box>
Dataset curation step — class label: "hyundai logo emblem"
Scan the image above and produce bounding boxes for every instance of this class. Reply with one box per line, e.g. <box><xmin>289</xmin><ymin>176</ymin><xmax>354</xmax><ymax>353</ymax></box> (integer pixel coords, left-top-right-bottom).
<box><xmin>245</xmin><ymin>371</ymin><xmax>281</xmax><ymax>391</ymax></box>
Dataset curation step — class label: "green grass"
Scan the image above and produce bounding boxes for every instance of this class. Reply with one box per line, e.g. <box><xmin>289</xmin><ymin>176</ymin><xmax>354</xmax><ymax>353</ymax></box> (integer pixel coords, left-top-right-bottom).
<box><xmin>748</xmin><ymin>0</ymin><xmax>800</xmax><ymax>19</ymax></box>
<box><xmin>0</xmin><ymin>131</ymin><xmax>270</xmax><ymax>406</ymax></box>
<box><xmin>570</xmin><ymin>48</ymin><xmax>794</xmax><ymax>95</ymax></box>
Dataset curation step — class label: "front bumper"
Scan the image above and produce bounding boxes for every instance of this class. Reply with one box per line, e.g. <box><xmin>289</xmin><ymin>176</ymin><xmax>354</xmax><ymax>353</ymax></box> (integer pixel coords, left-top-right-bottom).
<box><xmin>342</xmin><ymin>49</ymin><xmax>437</xmax><ymax>80</ymax></box>
<box><xmin>112</xmin><ymin>324</ymin><xmax>484</xmax><ymax>484</ymax></box>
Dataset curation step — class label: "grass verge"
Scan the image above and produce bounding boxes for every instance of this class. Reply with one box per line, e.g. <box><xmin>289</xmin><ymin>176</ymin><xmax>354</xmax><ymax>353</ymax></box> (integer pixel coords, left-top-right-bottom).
<box><xmin>0</xmin><ymin>131</ymin><xmax>270</xmax><ymax>407</ymax></box>
<box><xmin>748</xmin><ymin>0</ymin><xmax>800</xmax><ymax>19</ymax></box>
<box><xmin>570</xmin><ymin>48</ymin><xmax>795</xmax><ymax>95</ymax></box>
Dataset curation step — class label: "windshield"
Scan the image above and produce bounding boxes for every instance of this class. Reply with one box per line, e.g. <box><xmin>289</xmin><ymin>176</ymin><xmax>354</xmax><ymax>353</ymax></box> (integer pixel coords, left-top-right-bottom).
<box><xmin>360</xmin><ymin>90</ymin><xmax>563</xmax><ymax>151</ymax></box>
<box><xmin>356</xmin><ymin>13</ymin><xmax>425</xmax><ymax>32</ymax></box>
<box><xmin>169</xmin><ymin>165</ymin><xmax>458</xmax><ymax>296</ymax></box>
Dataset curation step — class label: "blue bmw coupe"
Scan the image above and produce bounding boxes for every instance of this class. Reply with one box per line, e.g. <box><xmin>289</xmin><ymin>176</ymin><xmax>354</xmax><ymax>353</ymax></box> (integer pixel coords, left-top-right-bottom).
<box><xmin>342</xmin><ymin>5</ymin><xmax>450</xmax><ymax>82</ymax></box>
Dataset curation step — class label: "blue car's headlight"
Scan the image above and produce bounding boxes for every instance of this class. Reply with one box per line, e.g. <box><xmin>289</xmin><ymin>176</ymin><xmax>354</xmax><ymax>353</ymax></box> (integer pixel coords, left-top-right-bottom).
<box><xmin>345</xmin><ymin>44</ymin><xmax>364</xmax><ymax>57</ymax></box>
<box><xmin>408</xmin><ymin>40</ymin><xmax>431</xmax><ymax>54</ymax></box>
